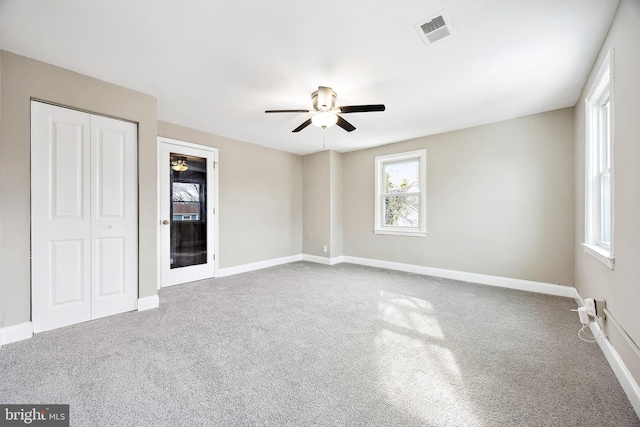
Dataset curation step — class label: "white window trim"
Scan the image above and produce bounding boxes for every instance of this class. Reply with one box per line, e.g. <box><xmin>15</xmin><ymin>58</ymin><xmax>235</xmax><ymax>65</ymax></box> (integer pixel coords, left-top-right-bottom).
<box><xmin>584</xmin><ymin>48</ymin><xmax>614</xmax><ymax>269</ymax></box>
<box><xmin>374</xmin><ymin>149</ymin><xmax>427</xmax><ymax>237</ymax></box>
<box><xmin>581</xmin><ymin>243</ymin><xmax>614</xmax><ymax>269</ymax></box>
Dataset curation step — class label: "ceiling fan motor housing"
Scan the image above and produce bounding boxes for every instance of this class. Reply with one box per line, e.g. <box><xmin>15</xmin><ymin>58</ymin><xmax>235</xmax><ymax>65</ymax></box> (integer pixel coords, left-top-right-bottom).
<box><xmin>312</xmin><ymin>86</ymin><xmax>336</xmax><ymax>112</ymax></box>
<box><xmin>264</xmin><ymin>85</ymin><xmax>384</xmax><ymax>133</ymax></box>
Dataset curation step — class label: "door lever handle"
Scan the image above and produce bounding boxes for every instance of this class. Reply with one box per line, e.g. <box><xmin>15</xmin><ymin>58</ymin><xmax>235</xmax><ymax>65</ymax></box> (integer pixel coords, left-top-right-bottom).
<box><xmin>162</xmin><ymin>220</ymin><xmax>170</xmax><ymax>225</ymax></box>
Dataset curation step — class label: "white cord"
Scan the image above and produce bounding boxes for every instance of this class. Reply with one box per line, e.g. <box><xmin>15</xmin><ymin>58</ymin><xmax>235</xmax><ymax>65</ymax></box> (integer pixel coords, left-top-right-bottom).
<box><xmin>578</xmin><ymin>323</ymin><xmax>597</xmax><ymax>343</ymax></box>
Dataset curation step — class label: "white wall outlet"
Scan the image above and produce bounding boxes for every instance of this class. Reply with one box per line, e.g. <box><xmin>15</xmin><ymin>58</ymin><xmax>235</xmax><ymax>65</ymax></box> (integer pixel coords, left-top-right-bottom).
<box><xmin>577</xmin><ymin>306</ymin><xmax>590</xmax><ymax>325</ymax></box>
<box><xmin>322</xmin><ymin>245</ymin><xmax>328</xmax><ymax>253</ymax></box>
<box><xmin>584</xmin><ymin>298</ymin><xmax>597</xmax><ymax>317</ymax></box>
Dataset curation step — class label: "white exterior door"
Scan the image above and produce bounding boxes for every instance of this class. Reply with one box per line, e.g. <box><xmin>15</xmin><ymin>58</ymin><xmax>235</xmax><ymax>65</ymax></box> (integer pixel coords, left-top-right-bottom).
<box><xmin>31</xmin><ymin>102</ymin><xmax>138</xmax><ymax>333</ymax></box>
<box><xmin>159</xmin><ymin>139</ymin><xmax>217</xmax><ymax>287</ymax></box>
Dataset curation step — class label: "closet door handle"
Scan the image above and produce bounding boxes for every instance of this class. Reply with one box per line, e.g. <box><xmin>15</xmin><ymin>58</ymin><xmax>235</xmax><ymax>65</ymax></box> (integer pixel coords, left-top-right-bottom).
<box><xmin>162</xmin><ymin>220</ymin><xmax>170</xmax><ymax>225</ymax></box>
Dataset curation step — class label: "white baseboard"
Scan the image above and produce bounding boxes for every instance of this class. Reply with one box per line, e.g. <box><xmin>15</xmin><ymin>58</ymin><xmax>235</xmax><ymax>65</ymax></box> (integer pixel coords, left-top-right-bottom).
<box><xmin>341</xmin><ymin>256</ymin><xmax>578</xmax><ymax>298</ymax></box>
<box><xmin>302</xmin><ymin>254</ymin><xmax>344</xmax><ymax>265</ymax></box>
<box><xmin>220</xmin><ymin>253</ymin><xmax>576</xmax><ymax>300</ymax></box>
<box><xmin>574</xmin><ymin>293</ymin><xmax>640</xmax><ymax>418</ymax></box>
<box><xmin>0</xmin><ymin>322</ymin><xmax>33</xmax><ymax>345</ymax></box>
<box><xmin>138</xmin><ymin>295</ymin><xmax>160</xmax><ymax>311</ymax></box>
<box><xmin>330</xmin><ymin>256</ymin><xmax>345</xmax><ymax>265</ymax></box>
<box><xmin>589</xmin><ymin>318</ymin><xmax>640</xmax><ymax>417</ymax></box>
<box><xmin>217</xmin><ymin>254</ymin><xmax>303</xmax><ymax>277</ymax></box>
<box><xmin>215</xmin><ymin>253</ymin><xmax>577</xmax><ymax>298</ymax></box>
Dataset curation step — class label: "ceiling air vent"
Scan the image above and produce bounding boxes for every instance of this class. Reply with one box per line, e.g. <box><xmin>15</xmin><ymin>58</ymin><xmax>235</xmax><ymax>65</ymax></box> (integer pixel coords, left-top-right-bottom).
<box><xmin>415</xmin><ymin>10</ymin><xmax>455</xmax><ymax>47</ymax></box>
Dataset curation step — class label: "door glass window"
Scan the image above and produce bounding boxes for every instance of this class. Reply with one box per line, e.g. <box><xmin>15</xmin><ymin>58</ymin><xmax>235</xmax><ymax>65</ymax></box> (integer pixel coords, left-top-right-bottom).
<box><xmin>170</xmin><ymin>154</ymin><xmax>207</xmax><ymax>268</ymax></box>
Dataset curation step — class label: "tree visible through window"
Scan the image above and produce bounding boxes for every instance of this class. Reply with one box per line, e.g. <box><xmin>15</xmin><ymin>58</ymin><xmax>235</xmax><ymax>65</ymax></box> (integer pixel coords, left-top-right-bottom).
<box><xmin>383</xmin><ymin>160</ymin><xmax>419</xmax><ymax>227</ymax></box>
<box><xmin>173</xmin><ymin>183</ymin><xmax>200</xmax><ymax>203</ymax></box>
<box><xmin>375</xmin><ymin>149</ymin><xmax>426</xmax><ymax>236</ymax></box>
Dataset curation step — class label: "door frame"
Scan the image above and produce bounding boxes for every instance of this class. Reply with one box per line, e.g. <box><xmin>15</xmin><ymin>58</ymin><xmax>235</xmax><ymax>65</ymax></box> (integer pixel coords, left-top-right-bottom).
<box><xmin>157</xmin><ymin>137</ymin><xmax>219</xmax><ymax>288</ymax></box>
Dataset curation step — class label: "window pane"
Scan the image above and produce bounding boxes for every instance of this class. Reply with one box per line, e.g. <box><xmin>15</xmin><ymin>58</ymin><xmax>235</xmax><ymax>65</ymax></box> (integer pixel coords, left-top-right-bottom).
<box><xmin>384</xmin><ymin>195</ymin><xmax>419</xmax><ymax>227</ymax></box>
<box><xmin>173</xmin><ymin>183</ymin><xmax>200</xmax><ymax>202</ymax></box>
<box><xmin>601</xmin><ymin>100</ymin><xmax>611</xmax><ymax>172</ymax></box>
<box><xmin>384</xmin><ymin>159</ymin><xmax>419</xmax><ymax>193</ymax></box>
<box><xmin>170</xmin><ymin>154</ymin><xmax>207</xmax><ymax>269</ymax></box>
<box><xmin>599</xmin><ymin>98</ymin><xmax>611</xmax><ymax>245</ymax></box>
<box><xmin>172</xmin><ymin>183</ymin><xmax>200</xmax><ymax>223</ymax></box>
<box><xmin>601</xmin><ymin>173</ymin><xmax>611</xmax><ymax>244</ymax></box>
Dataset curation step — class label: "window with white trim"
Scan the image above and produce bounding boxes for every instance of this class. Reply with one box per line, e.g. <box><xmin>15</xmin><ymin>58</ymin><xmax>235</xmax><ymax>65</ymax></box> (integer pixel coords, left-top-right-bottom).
<box><xmin>374</xmin><ymin>149</ymin><xmax>427</xmax><ymax>236</ymax></box>
<box><xmin>583</xmin><ymin>49</ymin><xmax>614</xmax><ymax>269</ymax></box>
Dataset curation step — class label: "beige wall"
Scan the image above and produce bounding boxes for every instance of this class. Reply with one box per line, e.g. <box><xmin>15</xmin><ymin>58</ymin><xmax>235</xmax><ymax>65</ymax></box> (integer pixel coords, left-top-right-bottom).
<box><xmin>0</xmin><ymin>51</ymin><xmax>158</xmax><ymax>328</ymax></box>
<box><xmin>343</xmin><ymin>108</ymin><xmax>575</xmax><ymax>286</ymax></box>
<box><xmin>158</xmin><ymin>121</ymin><xmax>302</xmax><ymax>268</ymax></box>
<box><xmin>302</xmin><ymin>151</ymin><xmax>330</xmax><ymax>257</ymax></box>
<box><xmin>329</xmin><ymin>151</ymin><xmax>343</xmax><ymax>258</ymax></box>
<box><xmin>302</xmin><ymin>150</ymin><xmax>344</xmax><ymax>258</ymax></box>
<box><xmin>573</xmin><ymin>0</ymin><xmax>640</xmax><ymax>385</ymax></box>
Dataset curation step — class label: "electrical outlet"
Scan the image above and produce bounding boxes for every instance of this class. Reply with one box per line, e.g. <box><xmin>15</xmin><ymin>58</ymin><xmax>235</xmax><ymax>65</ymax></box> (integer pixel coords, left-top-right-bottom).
<box><xmin>584</xmin><ymin>298</ymin><xmax>597</xmax><ymax>317</ymax></box>
<box><xmin>577</xmin><ymin>306</ymin><xmax>589</xmax><ymax>325</ymax></box>
<box><xmin>323</xmin><ymin>245</ymin><xmax>328</xmax><ymax>253</ymax></box>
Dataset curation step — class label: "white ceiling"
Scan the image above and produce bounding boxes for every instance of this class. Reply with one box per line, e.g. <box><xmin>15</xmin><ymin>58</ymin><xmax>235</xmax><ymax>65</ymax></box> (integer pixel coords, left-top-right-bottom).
<box><xmin>0</xmin><ymin>0</ymin><xmax>619</xmax><ymax>155</ymax></box>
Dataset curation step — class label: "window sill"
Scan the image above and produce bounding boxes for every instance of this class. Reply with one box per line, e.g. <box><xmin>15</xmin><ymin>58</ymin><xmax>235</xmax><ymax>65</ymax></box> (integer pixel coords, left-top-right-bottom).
<box><xmin>582</xmin><ymin>243</ymin><xmax>614</xmax><ymax>269</ymax></box>
<box><xmin>373</xmin><ymin>229</ymin><xmax>427</xmax><ymax>238</ymax></box>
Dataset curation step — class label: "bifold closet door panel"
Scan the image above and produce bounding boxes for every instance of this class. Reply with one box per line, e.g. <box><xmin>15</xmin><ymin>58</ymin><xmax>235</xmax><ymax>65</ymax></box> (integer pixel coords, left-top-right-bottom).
<box><xmin>31</xmin><ymin>101</ymin><xmax>139</xmax><ymax>332</ymax></box>
<box><xmin>90</xmin><ymin>115</ymin><xmax>138</xmax><ymax>319</ymax></box>
<box><xmin>31</xmin><ymin>102</ymin><xmax>93</xmax><ymax>333</ymax></box>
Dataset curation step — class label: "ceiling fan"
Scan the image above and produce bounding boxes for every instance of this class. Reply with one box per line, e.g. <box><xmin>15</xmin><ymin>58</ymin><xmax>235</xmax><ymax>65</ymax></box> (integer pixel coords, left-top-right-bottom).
<box><xmin>265</xmin><ymin>86</ymin><xmax>385</xmax><ymax>133</ymax></box>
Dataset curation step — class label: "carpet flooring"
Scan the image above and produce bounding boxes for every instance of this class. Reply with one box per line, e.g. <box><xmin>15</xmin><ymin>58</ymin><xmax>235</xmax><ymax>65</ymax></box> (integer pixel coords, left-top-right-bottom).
<box><xmin>1</xmin><ymin>262</ymin><xmax>638</xmax><ymax>426</ymax></box>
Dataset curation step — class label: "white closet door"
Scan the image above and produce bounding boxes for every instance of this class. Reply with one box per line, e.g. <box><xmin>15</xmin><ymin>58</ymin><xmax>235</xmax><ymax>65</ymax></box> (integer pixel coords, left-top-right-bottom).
<box><xmin>90</xmin><ymin>115</ymin><xmax>138</xmax><ymax>319</ymax></box>
<box><xmin>31</xmin><ymin>102</ymin><xmax>138</xmax><ymax>332</ymax></box>
<box><xmin>31</xmin><ymin>102</ymin><xmax>92</xmax><ymax>332</ymax></box>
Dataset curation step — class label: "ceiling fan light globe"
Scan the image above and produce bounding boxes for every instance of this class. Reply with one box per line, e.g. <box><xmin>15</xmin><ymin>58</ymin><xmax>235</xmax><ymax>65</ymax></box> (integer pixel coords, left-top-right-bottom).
<box><xmin>171</xmin><ymin>158</ymin><xmax>188</xmax><ymax>172</ymax></box>
<box><xmin>312</xmin><ymin>112</ymin><xmax>338</xmax><ymax>129</ymax></box>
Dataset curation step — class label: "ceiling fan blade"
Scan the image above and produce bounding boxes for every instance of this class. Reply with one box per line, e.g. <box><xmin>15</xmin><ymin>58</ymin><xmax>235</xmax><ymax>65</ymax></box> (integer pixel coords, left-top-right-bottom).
<box><xmin>338</xmin><ymin>104</ymin><xmax>386</xmax><ymax>114</ymax></box>
<box><xmin>265</xmin><ymin>109</ymin><xmax>310</xmax><ymax>113</ymax></box>
<box><xmin>336</xmin><ymin>116</ymin><xmax>356</xmax><ymax>132</ymax></box>
<box><xmin>292</xmin><ymin>118</ymin><xmax>313</xmax><ymax>133</ymax></box>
